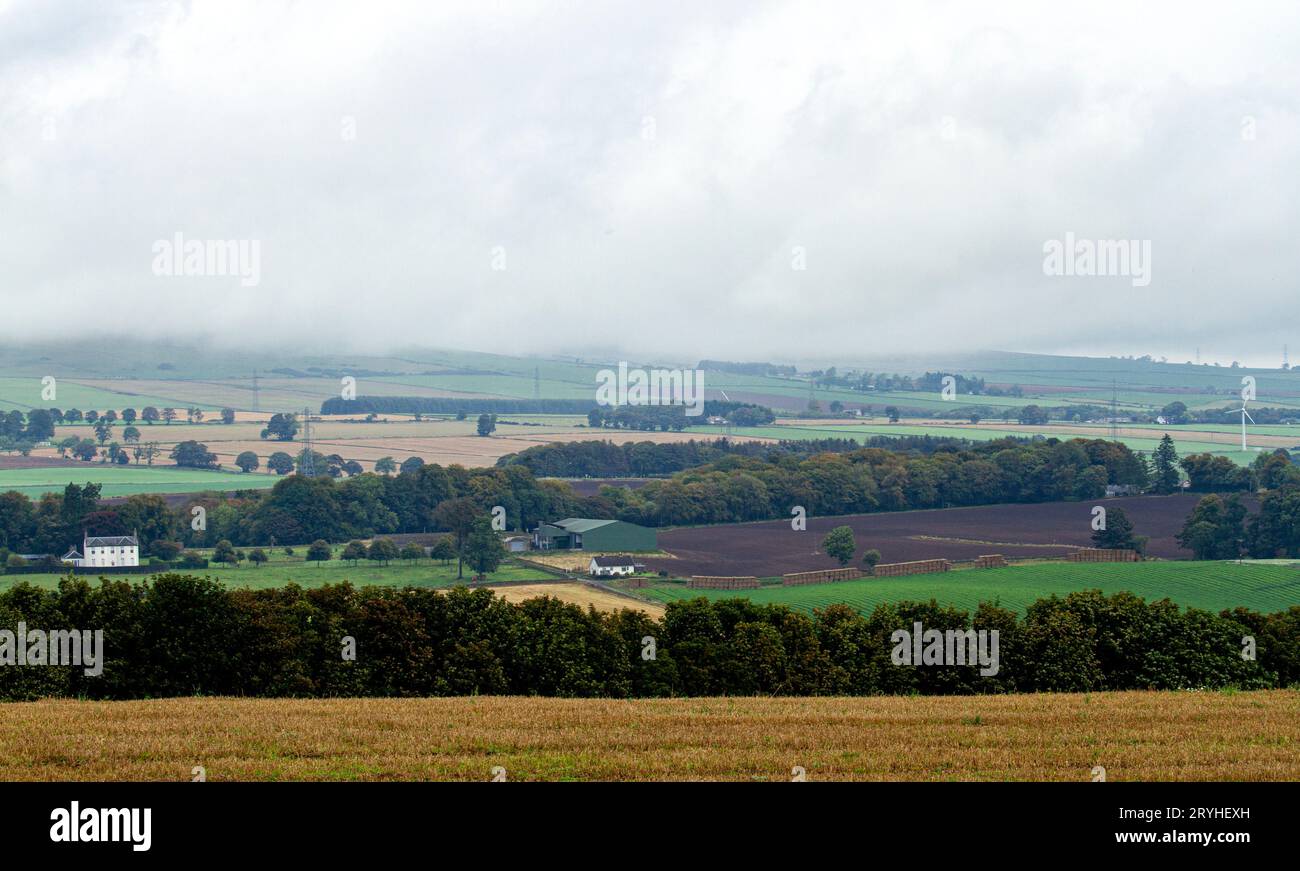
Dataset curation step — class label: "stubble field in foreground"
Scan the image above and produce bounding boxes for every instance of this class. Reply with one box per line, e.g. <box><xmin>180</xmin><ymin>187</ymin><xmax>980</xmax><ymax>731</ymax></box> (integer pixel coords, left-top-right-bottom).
<box><xmin>2</xmin><ymin>691</ymin><xmax>1297</xmax><ymax>781</ymax></box>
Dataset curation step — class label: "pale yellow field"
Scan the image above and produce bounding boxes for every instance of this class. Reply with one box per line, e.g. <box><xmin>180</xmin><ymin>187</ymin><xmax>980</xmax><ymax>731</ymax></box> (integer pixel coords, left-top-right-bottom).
<box><xmin>2</xmin><ymin>691</ymin><xmax>1295</xmax><ymax>781</ymax></box>
<box><xmin>37</xmin><ymin>419</ymin><xmax>775</xmax><ymax>471</ymax></box>
<box><xmin>485</xmin><ymin>582</ymin><xmax>664</xmax><ymax>616</ymax></box>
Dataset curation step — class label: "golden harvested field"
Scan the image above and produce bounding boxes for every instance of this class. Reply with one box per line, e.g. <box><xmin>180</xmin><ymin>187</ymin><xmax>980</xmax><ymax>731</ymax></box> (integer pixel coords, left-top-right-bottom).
<box><xmin>486</xmin><ymin>582</ymin><xmax>665</xmax><ymax>616</ymax></box>
<box><xmin>2</xmin><ymin>691</ymin><xmax>1296</xmax><ymax>781</ymax></box>
<box><xmin>34</xmin><ymin>419</ymin><xmax>774</xmax><ymax>471</ymax></box>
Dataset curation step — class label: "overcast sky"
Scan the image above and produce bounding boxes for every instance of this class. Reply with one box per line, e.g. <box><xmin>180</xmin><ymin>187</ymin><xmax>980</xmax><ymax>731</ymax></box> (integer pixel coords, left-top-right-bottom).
<box><xmin>2</xmin><ymin>0</ymin><xmax>1298</xmax><ymax>367</ymax></box>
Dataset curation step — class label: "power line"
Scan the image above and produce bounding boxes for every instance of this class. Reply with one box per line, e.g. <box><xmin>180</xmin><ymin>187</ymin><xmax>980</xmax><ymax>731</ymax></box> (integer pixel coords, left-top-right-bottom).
<box><xmin>1110</xmin><ymin>379</ymin><xmax>1119</xmax><ymax>440</ymax></box>
<box><xmin>299</xmin><ymin>407</ymin><xmax>315</xmax><ymax>476</ymax></box>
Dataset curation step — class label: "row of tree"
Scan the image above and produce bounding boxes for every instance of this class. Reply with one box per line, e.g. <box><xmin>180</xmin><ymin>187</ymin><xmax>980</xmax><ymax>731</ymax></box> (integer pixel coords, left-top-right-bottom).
<box><xmin>0</xmin><ymin>407</ymin><xmax>238</xmax><ymax>458</ymax></box>
<box><xmin>497</xmin><ymin>436</ymin><xmax>868</xmax><ymax>478</ymax></box>
<box><xmin>0</xmin><ymin>456</ymin><xmax>602</xmax><ymax>555</ymax></box>
<box><xmin>27</xmin><ymin>406</ymin><xmax>236</xmax><ymax>429</ymax></box>
<box><xmin>594</xmin><ymin>437</ymin><xmax>1155</xmax><ymax>526</ymax></box>
<box><xmin>1180</xmin><ymin>448</ymin><xmax>1300</xmax><ymax>492</ymax></box>
<box><xmin>1</xmin><ymin>579</ymin><xmax>1294</xmax><ymax>700</ymax></box>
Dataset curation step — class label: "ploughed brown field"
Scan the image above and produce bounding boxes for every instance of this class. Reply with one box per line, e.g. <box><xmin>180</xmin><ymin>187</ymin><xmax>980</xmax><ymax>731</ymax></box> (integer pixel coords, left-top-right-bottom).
<box><xmin>0</xmin><ymin>455</ymin><xmax>82</xmax><ymax>470</ymax></box>
<box><xmin>648</xmin><ymin>494</ymin><xmax>1215</xmax><ymax>577</ymax></box>
<box><xmin>2</xmin><ymin>690</ymin><xmax>1295</xmax><ymax>781</ymax></box>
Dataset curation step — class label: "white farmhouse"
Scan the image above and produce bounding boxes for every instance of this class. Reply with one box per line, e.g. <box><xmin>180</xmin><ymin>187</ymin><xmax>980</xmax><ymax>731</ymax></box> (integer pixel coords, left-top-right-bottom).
<box><xmin>589</xmin><ymin>555</ymin><xmax>639</xmax><ymax>578</ymax></box>
<box><xmin>64</xmin><ymin>533</ymin><xmax>140</xmax><ymax>568</ymax></box>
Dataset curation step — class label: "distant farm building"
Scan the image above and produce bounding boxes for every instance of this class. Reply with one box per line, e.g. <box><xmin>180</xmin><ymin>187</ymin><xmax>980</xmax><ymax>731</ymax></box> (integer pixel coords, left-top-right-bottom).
<box><xmin>502</xmin><ymin>535</ymin><xmax>531</xmax><ymax>553</ymax></box>
<box><xmin>589</xmin><ymin>555</ymin><xmax>641</xmax><ymax>577</ymax></box>
<box><xmin>532</xmin><ymin>518</ymin><xmax>657</xmax><ymax>552</ymax></box>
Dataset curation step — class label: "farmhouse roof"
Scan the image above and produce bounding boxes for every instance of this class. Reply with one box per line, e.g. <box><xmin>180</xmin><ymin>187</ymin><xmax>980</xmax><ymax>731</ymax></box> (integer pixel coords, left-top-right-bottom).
<box><xmin>85</xmin><ymin>535</ymin><xmax>138</xmax><ymax>547</ymax></box>
<box><xmin>591</xmin><ymin>555</ymin><xmax>637</xmax><ymax>567</ymax></box>
<box><xmin>554</xmin><ymin>518</ymin><xmax>619</xmax><ymax>533</ymax></box>
<box><xmin>62</xmin><ymin>549</ymin><xmax>83</xmax><ymax>560</ymax></box>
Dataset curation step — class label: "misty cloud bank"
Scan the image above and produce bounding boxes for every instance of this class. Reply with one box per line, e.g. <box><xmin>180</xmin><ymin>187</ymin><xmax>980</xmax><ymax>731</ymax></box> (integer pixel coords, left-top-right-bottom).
<box><xmin>1</xmin><ymin>0</ymin><xmax>1297</xmax><ymax>366</ymax></box>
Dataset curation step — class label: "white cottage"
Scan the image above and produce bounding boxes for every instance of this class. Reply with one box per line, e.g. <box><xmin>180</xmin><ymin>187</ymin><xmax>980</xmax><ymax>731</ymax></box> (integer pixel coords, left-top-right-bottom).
<box><xmin>589</xmin><ymin>555</ymin><xmax>639</xmax><ymax>577</ymax></box>
<box><xmin>65</xmin><ymin>532</ymin><xmax>140</xmax><ymax>568</ymax></box>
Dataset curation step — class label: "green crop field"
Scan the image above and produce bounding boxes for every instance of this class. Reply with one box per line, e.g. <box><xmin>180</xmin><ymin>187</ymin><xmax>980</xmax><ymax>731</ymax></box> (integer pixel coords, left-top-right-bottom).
<box><xmin>0</xmin><ymin>377</ymin><xmax>204</xmax><ymax>413</ymax></box>
<box><xmin>0</xmin><ymin>466</ymin><xmax>278</xmax><ymax>498</ymax></box>
<box><xmin>634</xmin><ymin>560</ymin><xmax>1300</xmax><ymax>615</ymax></box>
<box><xmin>0</xmin><ymin>547</ymin><xmax>555</xmax><ymax>591</ymax></box>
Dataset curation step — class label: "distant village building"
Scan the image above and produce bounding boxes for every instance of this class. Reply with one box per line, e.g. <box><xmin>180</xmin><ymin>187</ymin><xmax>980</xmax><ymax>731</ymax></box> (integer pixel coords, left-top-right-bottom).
<box><xmin>588</xmin><ymin>555</ymin><xmax>641</xmax><ymax>577</ymax></box>
<box><xmin>1105</xmin><ymin>484</ymin><xmax>1138</xmax><ymax>497</ymax></box>
<box><xmin>63</xmin><ymin>533</ymin><xmax>140</xmax><ymax>568</ymax></box>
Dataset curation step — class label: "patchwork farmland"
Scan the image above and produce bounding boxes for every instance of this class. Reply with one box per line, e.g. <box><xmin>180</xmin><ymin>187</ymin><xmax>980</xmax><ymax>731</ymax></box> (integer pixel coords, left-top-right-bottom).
<box><xmin>643</xmin><ymin>493</ymin><xmax>1214</xmax><ymax>578</ymax></box>
<box><xmin>13</xmin><ymin>416</ymin><xmax>775</xmax><ymax>490</ymax></box>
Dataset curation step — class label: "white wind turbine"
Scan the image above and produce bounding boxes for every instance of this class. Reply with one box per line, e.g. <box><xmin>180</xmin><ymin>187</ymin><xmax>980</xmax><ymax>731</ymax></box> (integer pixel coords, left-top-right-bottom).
<box><xmin>1233</xmin><ymin>401</ymin><xmax>1255</xmax><ymax>452</ymax></box>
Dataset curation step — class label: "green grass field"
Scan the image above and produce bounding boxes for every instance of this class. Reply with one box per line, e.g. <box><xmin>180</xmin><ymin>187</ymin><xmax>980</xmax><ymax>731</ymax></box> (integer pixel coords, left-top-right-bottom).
<box><xmin>0</xmin><ymin>377</ymin><xmax>204</xmax><ymax>413</ymax></box>
<box><xmin>634</xmin><ymin>560</ymin><xmax>1300</xmax><ymax>615</ymax></box>
<box><xmin>0</xmin><ymin>548</ymin><xmax>554</xmax><ymax>591</ymax></box>
<box><xmin>0</xmin><ymin>465</ymin><xmax>278</xmax><ymax>497</ymax></box>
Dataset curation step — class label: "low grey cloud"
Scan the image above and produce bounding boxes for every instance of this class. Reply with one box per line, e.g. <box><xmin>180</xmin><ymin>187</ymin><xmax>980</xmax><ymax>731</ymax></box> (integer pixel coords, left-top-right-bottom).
<box><xmin>1</xmin><ymin>0</ymin><xmax>1297</xmax><ymax>367</ymax></box>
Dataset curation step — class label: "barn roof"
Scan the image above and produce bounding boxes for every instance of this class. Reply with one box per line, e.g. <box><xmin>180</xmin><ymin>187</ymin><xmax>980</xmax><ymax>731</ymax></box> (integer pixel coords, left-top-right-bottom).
<box><xmin>554</xmin><ymin>518</ymin><xmax>619</xmax><ymax>533</ymax></box>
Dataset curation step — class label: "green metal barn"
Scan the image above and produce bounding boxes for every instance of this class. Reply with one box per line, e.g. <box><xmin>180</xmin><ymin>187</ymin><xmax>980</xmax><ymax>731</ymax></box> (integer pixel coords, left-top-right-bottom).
<box><xmin>531</xmin><ymin>518</ymin><xmax>657</xmax><ymax>552</ymax></box>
